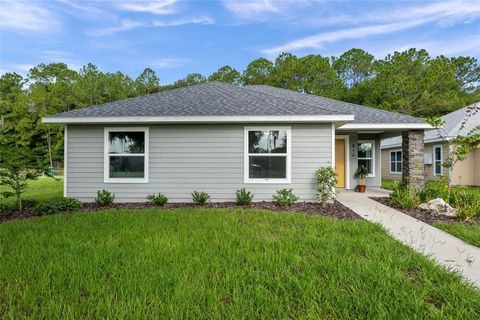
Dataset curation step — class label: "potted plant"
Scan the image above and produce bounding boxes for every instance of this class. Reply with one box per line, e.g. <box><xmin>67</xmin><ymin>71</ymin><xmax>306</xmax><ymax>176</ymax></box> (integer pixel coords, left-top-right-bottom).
<box><xmin>354</xmin><ymin>165</ymin><xmax>369</xmax><ymax>193</ymax></box>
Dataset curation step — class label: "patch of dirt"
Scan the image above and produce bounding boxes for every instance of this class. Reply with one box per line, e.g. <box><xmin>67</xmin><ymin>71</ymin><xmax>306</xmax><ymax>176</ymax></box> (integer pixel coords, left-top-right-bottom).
<box><xmin>0</xmin><ymin>201</ymin><xmax>361</xmax><ymax>224</ymax></box>
<box><xmin>370</xmin><ymin>197</ymin><xmax>477</xmax><ymax>226</ymax></box>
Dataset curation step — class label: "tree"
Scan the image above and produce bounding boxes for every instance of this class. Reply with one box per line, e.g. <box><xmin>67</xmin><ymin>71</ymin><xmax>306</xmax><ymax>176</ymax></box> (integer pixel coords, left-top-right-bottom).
<box><xmin>332</xmin><ymin>48</ymin><xmax>375</xmax><ymax>88</ymax></box>
<box><xmin>173</xmin><ymin>73</ymin><xmax>206</xmax><ymax>88</ymax></box>
<box><xmin>208</xmin><ymin>66</ymin><xmax>241</xmax><ymax>85</ymax></box>
<box><xmin>134</xmin><ymin>68</ymin><xmax>160</xmax><ymax>95</ymax></box>
<box><xmin>242</xmin><ymin>58</ymin><xmax>273</xmax><ymax>85</ymax></box>
<box><xmin>295</xmin><ymin>54</ymin><xmax>343</xmax><ymax>98</ymax></box>
<box><xmin>426</xmin><ymin>103</ymin><xmax>480</xmax><ymax>200</ymax></box>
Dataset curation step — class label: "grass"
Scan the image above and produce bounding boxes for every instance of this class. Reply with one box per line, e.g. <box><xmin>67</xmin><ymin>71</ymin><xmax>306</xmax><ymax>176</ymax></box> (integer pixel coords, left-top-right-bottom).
<box><xmin>1</xmin><ymin>209</ymin><xmax>479</xmax><ymax>318</ymax></box>
<box><xmin>434</xmin><ymin>223</ymin><xmax>480</xmax><ymax>247</ymax></box>
<box><xmin>0</xmin><ymin>177</ymin><xmax>63</xmax><ymax>208</ymax></box>
<box><xmin>381</xmin><ymin>179</ymin><xmax>398</xmax><ymax>190</ymax></box>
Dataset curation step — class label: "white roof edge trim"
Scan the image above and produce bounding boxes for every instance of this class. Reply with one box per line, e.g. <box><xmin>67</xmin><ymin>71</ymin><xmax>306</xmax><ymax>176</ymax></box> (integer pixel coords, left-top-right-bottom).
<box><xmin>381</xmin><ymin>136</ymin><xmax>450</xmax><ymax>149</ymax></box>
<box><xmin>339</xmin><ymin>123</ymin><xmax>433</xmax><ymax>130</ymax></box>
<box><xmin>42</xmin><ymin>115</ymin><xmax>355</xmax><ymax>124</ymax></box>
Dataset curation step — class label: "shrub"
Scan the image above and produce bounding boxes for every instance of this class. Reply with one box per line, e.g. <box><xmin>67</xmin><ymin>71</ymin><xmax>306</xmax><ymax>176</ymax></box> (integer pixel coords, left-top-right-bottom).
<box><xmin>236</xmin><ymin>188</ymin><xmax>253</xmax><ymax>205</ymax></box>
<box><xmin>55</xmin><ymin>198</ymin><xmax>83</xmax><ymax>211</ymax></box>
<box><xmin>450</xmin><ymin>191</ymin><xmax>480</xmax><ymax>221</ymax></box>
<box><xmin>0</xmin><ymin>202</ymin><xmax>12</xmax><ymax>216</ymax></box>
<box><xmin>33</xmin><ymin>203</ymin><xmax>59</xmax><ymax>216</ymax></box>
<box><xmin>22</xmin><ymin>199</ymin><xmax>39</xmax><ymax>209</ymax></box>
<box><xmin>273</xmin><ymin>189</ymin><xmax>299</xmax><ymax>206</ymax></box>
<box><xmin>389</xmin><ymin>183</ymin><xmax>419</xmax><ymax>211</ymax></box>
<box><xmin>315</xmin><ymin>166</ymin><xmax>337</xmax><ymax>205</ymax></box>
<box><xmin>192</xmin><ymin>191</ymin><xmax>210</xmax><ymax>205</ymax></box>
<box><xmin>419</xmin><ymin>179</ymin><xmax>448</xmax><ymax>203</ymax></box>
<box><xmin>147</xmin><ymin>193</ymin><xmax>168</xmax><ymax>206</ymax></box>
<box><xmin>95</xmin><ymin>189</ymin><xmax>115</xmax><ymax>206</ymax></box>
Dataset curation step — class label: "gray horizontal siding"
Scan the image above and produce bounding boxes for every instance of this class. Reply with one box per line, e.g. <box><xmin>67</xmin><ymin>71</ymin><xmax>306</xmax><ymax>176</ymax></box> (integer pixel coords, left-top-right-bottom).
<box><xmin>66</xmin><ymin>124</ymin><xmax>332</xmax><ymax>202</ymax></box>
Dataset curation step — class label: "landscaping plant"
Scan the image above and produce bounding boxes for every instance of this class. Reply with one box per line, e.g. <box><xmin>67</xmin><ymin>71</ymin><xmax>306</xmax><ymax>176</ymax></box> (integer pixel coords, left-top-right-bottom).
<box><xmin>236</xmin><ymin>188</ymin><xmax>253</xmax><ymax>205</ymax></box>
<box><xmin>147</xmin><ymin>193</ymin><xmax>168</xmax><ymax>206</ymax></box>
<box><xmin>192</xmin><ymin>191</ymin><xmax>210</xmax><ymax>205</ymax></box>
<box><xmin>315</xmin><ymin>166</ymin><xmax>337</xmax><ymax>205</ymax></box>
<box><xmin>55</xmin><ymin>198</ymin><xmax>83</xmax><ymax>211</ymax></box>
<box><xmin>418</xmin><ymin>178</ymin><xmax>449</xmax><ymax>203</ymax></box>
<box><xmin>33</xmin><ymin>202</ymin><xmax>60</xmax><ymax>216</ymax></box>
<box><xmin>273</xmin><ymin>189</ymin><xmax>299</xmax><ymax>206</ymax></box>
<box><xmin>354</xmin><ymin>165</ymin><xmax>369</xmax><ymax>192</ymax></box>
<box><xmin>95</xmin><ymin>189</ymin><xmax>115</xmax><ymax>206</ymax></box>
<box><xmin>389</xmin><ymin>183</ymin><xmax>420</xmax><ymax>211</ymax></box>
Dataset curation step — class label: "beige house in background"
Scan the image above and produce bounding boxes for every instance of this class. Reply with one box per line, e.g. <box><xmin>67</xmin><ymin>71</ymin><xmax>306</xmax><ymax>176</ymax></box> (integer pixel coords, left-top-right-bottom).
<box><xmin>381</xmin><ymin>103</ymin><xmax>480</xmax><ymax>186</ymax></box>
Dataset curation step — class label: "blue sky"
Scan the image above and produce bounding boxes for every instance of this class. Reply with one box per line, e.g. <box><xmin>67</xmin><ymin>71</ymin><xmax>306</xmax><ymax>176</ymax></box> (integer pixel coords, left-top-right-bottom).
<box><xmin>1</xmin><ymin>0</ymin><xmax>480</xmax><ymax>84</ymax></box>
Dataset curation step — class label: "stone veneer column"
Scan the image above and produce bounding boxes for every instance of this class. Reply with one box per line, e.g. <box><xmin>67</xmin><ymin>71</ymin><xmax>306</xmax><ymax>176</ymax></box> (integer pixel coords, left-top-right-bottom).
<box><xmin>402</xmin><ymin>130</ymin><xmax>425</xmax><ymax>191</ymax></box>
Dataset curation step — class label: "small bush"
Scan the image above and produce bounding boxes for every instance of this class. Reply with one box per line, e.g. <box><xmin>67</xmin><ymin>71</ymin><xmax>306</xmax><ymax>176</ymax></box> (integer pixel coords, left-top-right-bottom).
<box><xmin>22</xmin><ymin>199</ymin><xmax>39</xmax><ymax>209</ymax></box>
<box><xmin>236</xmin><ymin>188</ymin><xmax>253</xmax><ymax>205</ymax></box>
<box><xmin>147</xmin><ymin>193</ymin><xmax>168</xmax><ymax>206</ymax></box>
<box><xmin>419</xmin><ymin>179</ymin><xmax>448</xmax><ymax>202</ymax></box>
<box><xmin>95</xmin><ymin>189</ymin><xmax>115</xmax><ymax>206</ymax></box>
<box><xmin>0</xmin><ymin>203</ymin><xmax>12</xmax><ymax>216</ymax></box>
<box><xmin>273</xmin><ymin>189</ymin><xmax>299</xmax><ymax>206</ymax></box>
<box><xmin>451</xmin><ymin>191</ymin><xmax>480</xmax><ymax>221</ymax></box>
<box><xmin>192</xmin><ymin>191</ymin><xmax>210</xmax><ymax>205</ymax></box>
<box><xmin>33</xmin><ymin>203</ymin><xmax>60</xmax><ymax>216</ymax></box>
<box><xmin>315</xmin><ymin>166</ymin><xmax>337</xmax><ymax>205</ymax></box>
<box><xmin>389</xmin><ymin>183</ymin><xmax>419</xmax><ymax>211</ymax></box>
<box><xmin>55</xmin><ymin>198</ymin><xmax>83</xmax><ymax>211</ymax></box>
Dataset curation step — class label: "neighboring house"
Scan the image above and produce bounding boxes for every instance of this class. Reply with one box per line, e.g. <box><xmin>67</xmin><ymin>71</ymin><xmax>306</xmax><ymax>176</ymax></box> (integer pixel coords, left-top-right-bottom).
<box><xmin>381</xmin><ymin>103</ymin><xmax>480</xmax><ymax>186</ymax></box>
<box><xmin>43</xmin><ymin>82</ymin><xmax>431</xmax><ymax>202</ymax></box>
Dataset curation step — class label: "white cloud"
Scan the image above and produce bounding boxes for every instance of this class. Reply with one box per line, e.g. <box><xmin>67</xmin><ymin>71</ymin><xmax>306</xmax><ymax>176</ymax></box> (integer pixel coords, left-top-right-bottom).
<box><xmin>151</xmin><ymin>58</ymin><xmax>189</xmax><ymax>69</ymax></box>
<box><xmin>93</xmin><ymin>16</ymin><xmax>214</xmax><ymax>36</ymax></box>
<box><xmin>223</xmin><ymin>0</ymin><xmax>280</xmax><ymax>19</ymax></box>
<box><xmin>261</xmin><ymin>1</ymin><xmax>480</xmax><ymax>56</ymax></box>
<box><xmin>0</xmin><ymin>0</ymin><xmax>61</xmax><ymax>33</ymax></box>
<box><xmin>117</xmin><ymin>0</ymin><xmax>178</xmax><ymax>15</ymax></box>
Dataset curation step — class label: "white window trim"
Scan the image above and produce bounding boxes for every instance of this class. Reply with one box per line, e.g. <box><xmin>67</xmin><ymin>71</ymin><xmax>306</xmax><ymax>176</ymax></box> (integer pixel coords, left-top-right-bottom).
<box><xmin>433</xmin><ymin>144</ymin><xmax>443</xmax><ymax>176</ymax></box>
<box><xmin>389</xmin><ymin>149</ymin><xmax>402</xmax><ymax>174</ymax></box>
<box><xmin>104</xmin><ymin>127</ymin><xmax>149</xmax><ymax>183</ymax></box>
<box><xmin>358</xmin><ymin>140</ymin><xmax>375</xmax><ymax>177</ymax></box>
<box><xmin>244</xmin><ymin>126</ymin><xmax>291</xmax><ymax>184</ymax></box>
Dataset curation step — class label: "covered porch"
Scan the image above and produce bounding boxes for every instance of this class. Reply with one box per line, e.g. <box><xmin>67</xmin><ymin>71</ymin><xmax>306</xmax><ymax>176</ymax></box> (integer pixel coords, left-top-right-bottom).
<box><xmin>333</xmin><ymin>124</ymin><xmax>428</xmax><ymax>190</ymax></box>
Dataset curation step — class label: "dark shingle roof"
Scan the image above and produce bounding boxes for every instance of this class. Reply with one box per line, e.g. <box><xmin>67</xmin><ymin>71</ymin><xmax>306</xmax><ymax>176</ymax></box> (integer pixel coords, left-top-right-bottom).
<box><xmin>43</xmin><ymin>81</ymin><xmax>425</xmax><ymax>124</ymax></box>
<box><xmin>246</xmin><ymin>85</ymin><xmax>426</xmax><ymax>124</ymax></box>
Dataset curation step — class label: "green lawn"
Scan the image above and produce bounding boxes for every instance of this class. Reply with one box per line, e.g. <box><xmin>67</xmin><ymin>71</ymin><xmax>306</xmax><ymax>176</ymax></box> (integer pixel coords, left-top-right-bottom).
<box><xmin>1</xmin><ymin>209</ymin><xmax>479</xmax><ymax>318</ymax></box>
<box><xmin>0</xmin><ymin>177</ymin><xmax>63</xmax><ymax>208</ymax></box>
<box><xmin>434</xmin><ymin>223</ymin><xmax>480</xmax><ymax>247</ymax></box>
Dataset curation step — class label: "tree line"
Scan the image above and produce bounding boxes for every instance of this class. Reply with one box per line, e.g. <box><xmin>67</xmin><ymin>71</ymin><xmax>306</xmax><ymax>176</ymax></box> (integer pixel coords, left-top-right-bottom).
<box><xmin>1</xmin><ymin>48</ymin><xmax>479</xmax><ymax>168</ymax></box>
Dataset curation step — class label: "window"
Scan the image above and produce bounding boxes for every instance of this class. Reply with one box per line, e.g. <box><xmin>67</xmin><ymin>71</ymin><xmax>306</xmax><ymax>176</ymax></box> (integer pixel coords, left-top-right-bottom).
<box><xmin>104</xmin><ymin>127</ymin><xmax>149</xmax><ymax>183</ymax></box>
<box><xmin>390</xmin><ymin>150</ymin><xmax>402</xmax><ymax>174</ymax></box>
<box><xmin>357</xmin><ymin>140</ymin><xmax>375</xmax><ymax>177</ymax></box>
<box><xmin>244</xmin><ymin>127</ymin><xmax>291</xmax><ymax>183</ymax></box>
<box><xmin>434</xmin><ymin>145</ymin><xmax>443</xmax><ymax>176</ymax></box>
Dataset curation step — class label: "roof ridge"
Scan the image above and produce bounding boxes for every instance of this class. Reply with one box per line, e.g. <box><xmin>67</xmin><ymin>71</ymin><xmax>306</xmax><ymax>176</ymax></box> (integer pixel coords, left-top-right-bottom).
<box><xmin>247</xmin><ymin>85</ymin><xmax>424</xmax><ymax>122</ymax></box>
<box><xmin>240</xmin><ymin>85</ymin><xmax>350</xmax><ymax>116</ymax></box>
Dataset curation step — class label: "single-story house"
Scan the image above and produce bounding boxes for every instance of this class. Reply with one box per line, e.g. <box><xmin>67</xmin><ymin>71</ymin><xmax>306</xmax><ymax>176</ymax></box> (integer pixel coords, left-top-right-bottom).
<box><xmin>381</xmin><ymin>103</ymin><xmax>480</xmax><ymax>186</ymax></box>
<box><xmin>43</xmin><ymin>82</ymin><xmax>431</xmax><ymax>202</ymax></box>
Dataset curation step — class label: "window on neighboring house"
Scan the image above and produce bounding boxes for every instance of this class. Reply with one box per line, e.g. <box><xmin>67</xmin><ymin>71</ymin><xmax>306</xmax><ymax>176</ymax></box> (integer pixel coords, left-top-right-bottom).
<box><xmin>245</xmin><ymin>127</ymin><xmax>291</xmax><ymax>183</ymax></box>
<box><xmin>390</xmin><ymin>150</ymin><xmax>402</xmax><ymax>174</ymax></box>
<box><xmin>358</xmin><ymin>140</ymin><xmax>375</xmax><ymax>177</ymax></box>
<box><xmin>434</xmin><ymin>145</ymin><xmax>443</xmax><ymax>176</ymax></box>
<box><xmin>104</xmin><ymin>127</ymin><xmax>149</xmax><ymax>183</ymax></box>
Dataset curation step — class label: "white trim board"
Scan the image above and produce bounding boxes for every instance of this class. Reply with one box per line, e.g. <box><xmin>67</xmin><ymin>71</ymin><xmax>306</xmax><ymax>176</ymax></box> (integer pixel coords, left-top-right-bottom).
<box><xmin>43</xmin><ymin>115</ymin><xmax>354</xmax><ymax>124</ymax></box>
<box><xmin>339</xmin><ymin>123</ymin><xmax>433</xmax><ymax>130</ymax></box>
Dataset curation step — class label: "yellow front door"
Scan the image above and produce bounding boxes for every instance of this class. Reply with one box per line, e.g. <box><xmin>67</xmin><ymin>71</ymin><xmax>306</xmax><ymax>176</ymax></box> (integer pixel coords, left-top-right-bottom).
<box><xmin>335</xmin><ymin>139</ymin><xmax>345</xmax><ymax>188</ymax></box>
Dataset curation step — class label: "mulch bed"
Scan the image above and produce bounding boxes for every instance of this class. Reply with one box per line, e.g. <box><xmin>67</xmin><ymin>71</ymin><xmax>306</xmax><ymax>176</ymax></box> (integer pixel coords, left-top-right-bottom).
<box><xmin>0</xmin><ymin>201</ymin><xmax>361</xmax><ymax>224</ymax></box>
<box><xmin>370</xmin><ymin>197</ymin><xmax>477</xmax><ymax>226</ymax></box>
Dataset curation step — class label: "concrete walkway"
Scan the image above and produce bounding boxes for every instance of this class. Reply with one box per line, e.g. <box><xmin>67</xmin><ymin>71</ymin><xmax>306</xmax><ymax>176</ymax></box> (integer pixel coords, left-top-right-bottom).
<box><xmin>337</xmin><ymin>188</ymin><xmax>480</xmax><ymax>289</ymax></box>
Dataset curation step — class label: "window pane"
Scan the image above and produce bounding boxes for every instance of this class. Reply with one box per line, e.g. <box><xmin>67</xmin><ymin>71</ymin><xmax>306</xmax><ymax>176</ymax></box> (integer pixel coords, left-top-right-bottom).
<box><xmin>390</xmin><ymin>152</ymin><xmax>395</xmax><ymax>162</ymax></box>
<box><xmin>396</xmin><ymin>162</ymin><xmax>402</xmax><ymax>173</ymax></box>
<box><xmin>358</xmin><ymin>142</ymin><xmax>372</xmax><ymax>158</ymax></box>
<box><xmin>109</xmin><ymin>156</ymin><xmax>145</xmax><ymax>178</ymax></box>
<box><xmin>435</xmin><ymin>162</ymin><xmax>441</xmax><ymax>175</ymax></box>
<box><xmin>396</xmin><ymin>151</ymin><xmax>402</xmax><ymax>161</ymax></box>
<box><xmin>358</xmin><ymin>159</ymin><xmax>372</xmax><ymax>175</ymax></box>
<box><xmin>109</xmin><ymin>132</ymin><xmax>145</xmax><ymax>154</ymax></box>
<box><xmin>390</xmin><ymin>162</ymin><xmax>396</xmax><ymax>172</ymax></box>
<box><xmin>435</xmin><ymin>147</ymin><xmax>441</xmax><ymax>160</ymax></box>
<box><xmin>249</xmin><ymin>156</ymin><xmax>286</xmax><ymax>178</ymax></box>
<box><xmin>249</xmin><ymin>130</ymin><xmax>287</xmax><ymax>154</ymax></box>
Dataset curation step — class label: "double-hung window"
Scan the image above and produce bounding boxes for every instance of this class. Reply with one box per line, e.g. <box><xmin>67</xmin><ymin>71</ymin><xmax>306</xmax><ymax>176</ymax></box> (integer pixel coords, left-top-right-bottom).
<box><xmin>244</xmin><ymin>127</ymin><xmax>291</xmax><ymax>183</ymax></box>
<box><xmin>434</xmin><ymin>145</ymin><xmax>443</xmax><ymax>176</ymax></box>
<box><xmin>104</xmin><ymin>127</ymin><xmax>149</xmax><ymax>183</ymax></box>
<box><xmin>390</xmin><ymin>150</ymin><xmax>402</xmax><ymax>174</ymax></box>
<box><xmin>357</xmin><ymin>140</ymin><xmax>375</xmax><ymax>177</ymax></box>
